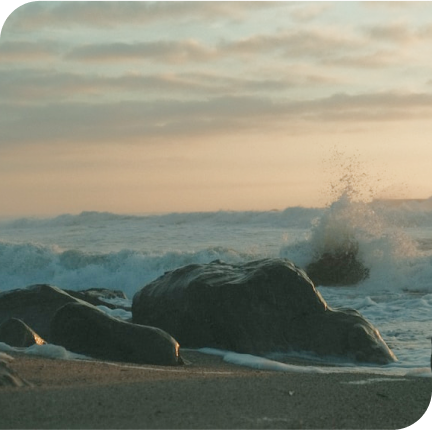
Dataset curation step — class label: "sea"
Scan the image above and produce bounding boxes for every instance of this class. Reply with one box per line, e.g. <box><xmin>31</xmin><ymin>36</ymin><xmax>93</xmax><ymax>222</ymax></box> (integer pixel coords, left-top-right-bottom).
<box><xmin>1</xmin><ymin>192</ymin><xmax>432</xmax><ymax>378</ymax></box>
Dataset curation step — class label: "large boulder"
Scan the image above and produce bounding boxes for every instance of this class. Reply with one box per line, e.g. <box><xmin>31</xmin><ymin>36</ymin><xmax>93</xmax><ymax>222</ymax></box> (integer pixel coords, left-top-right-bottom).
<box><xmin>132</xmin><ymin>258</ymin><xmax>396</xmax><ymax>364</ymax></box>
<box><xmin>0</xmin><ymin>284</ymin><xmax>87</xmax><ymax>341</ymax></box>
<box><xmin>51</xmin><ymin>302</ymin><xmax>182</xmax><ymax>366</ymax></box>
<box><xmin>0</xmin><ymin>318</ymin><xmax>46</xmax><ymax>347</ymax></box>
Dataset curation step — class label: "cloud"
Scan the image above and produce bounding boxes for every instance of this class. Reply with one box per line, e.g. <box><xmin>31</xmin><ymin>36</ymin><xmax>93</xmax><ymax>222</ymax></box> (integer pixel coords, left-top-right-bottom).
<box><xmin>64</xmin><ymin>28</ymin><xmax>363</xmax><ymax>66</ymax></box>
<box><xmin>2</xmin><ymin>91</ymin><xmax>432</xmax><ymax>147</ymax></box>
<box><xmin>307</xmin><ymin>91</ymin><xmax>432</xmax><ymax>122</ymax></box>
<box><xmin>322</xmin><ymin>49</ymin><xmax>403</xmax><ymax>69</ymax></box>
<box><xmin>288</xmin><ymin>2</ymin><xmax>332</xmax><ymax>22</ymax></box>
<box><xmin>418</xmin><ymin>23</ymin><xmax>432</xmax><ymax>39</ymax></box>
<box><xmin>363</xmin><ymin>1</ymin><xmax>426</xmax><ymax>10</ymax></box>
<box><xmin>4</xmin><ymin>1</ymin><xmax>284</xmax><ymax>32</ymax></box>
<box><xmin>0</xmin><ymin>40</ymin><xmax>57</xmax><ymax>62</ymax></box>
<box><xmin>222</xmin><ymin>29</ymin><xmax>362</xmax><ymax>60</ymax></box>
<box><xmin>363</xmin><ymin>23</ymin><xmax>416</xmax><ymax>44</ymax></box>
<box><xmin>65</xmin><ymin>39</ymin><xmax>216</xmax><ymax>64</ymax></box>
<box><xmin>0</xmin><ymin>66</ymin><xmax>346</xmax><ymax>104</ymax></box>
<box><xmin>2</xmin><ymin>3</ymin><xmax>431</xmax><ymax>149</ymax></box>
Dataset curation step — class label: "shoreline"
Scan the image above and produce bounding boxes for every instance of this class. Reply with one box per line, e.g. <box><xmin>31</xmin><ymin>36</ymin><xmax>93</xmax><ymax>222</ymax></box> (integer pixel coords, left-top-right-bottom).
<box><xmin>0</xmin><ymin>350</ymin><xmax>431</xmax><ymax>429</ymax></box>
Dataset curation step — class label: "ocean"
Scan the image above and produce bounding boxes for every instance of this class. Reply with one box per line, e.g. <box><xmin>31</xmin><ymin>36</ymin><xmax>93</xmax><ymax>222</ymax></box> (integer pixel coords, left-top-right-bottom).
<box><xmin>1</xmin><ymin>193</ymin><xmax>432</xmax><ymax>375</ymax></box>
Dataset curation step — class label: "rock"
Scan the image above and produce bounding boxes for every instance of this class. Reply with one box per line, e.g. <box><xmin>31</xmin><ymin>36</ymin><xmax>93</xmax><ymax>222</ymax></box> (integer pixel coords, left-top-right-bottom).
<box><xmin>132</xmin><ymin>258</ymin><xmax>396</xmax><ymax>364</ymax></box>
<box><xmin>64</xmin><ymin>288</ymin><xmax>130</xmax><ymax>310</ymax></box>
<box><xmin>0</xmin><ymin>284</ymin><xmax>89</xmax><ymax>341</ymax></box>
<box><xmin>305</xmin><ymin>249</ymin><xmax>370</xmax><ymax>286</ymax></box>
<box><xmin>0</xmin><ymin>318</ymin><xmax>46</xmax><ymax>347</ymax></box>
<box><xmin>51</xmin><ymin>302</ymin><xmax>182</xmax><ymax>366</ymax></box>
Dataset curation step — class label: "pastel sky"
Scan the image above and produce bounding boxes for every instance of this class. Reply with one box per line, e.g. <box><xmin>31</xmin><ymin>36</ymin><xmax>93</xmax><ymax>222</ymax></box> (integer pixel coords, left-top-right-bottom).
<box><xmin>1</xmin><ymin>1</ymin><xmax>432</xmax><ymax>217</ymax></box>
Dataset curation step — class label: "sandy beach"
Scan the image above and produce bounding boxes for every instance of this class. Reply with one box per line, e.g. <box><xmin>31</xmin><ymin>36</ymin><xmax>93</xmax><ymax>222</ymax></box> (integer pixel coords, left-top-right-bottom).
<box><xmin>0</xmin><ymin>350</ymin><xmax>430</xmax><ymax>429</ymax></box>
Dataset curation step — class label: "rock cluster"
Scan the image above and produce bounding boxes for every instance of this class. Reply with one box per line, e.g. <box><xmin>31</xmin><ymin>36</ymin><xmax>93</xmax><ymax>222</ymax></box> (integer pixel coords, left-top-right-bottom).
<box><xmin>0</xmin><ymin>258</ymin><xmax>396</xmax><ymax>369</ymax></box>
<box><xmin>0</xmin><ymin>285</ymin><xmax>182</xmax><ymax>366</ymax></box>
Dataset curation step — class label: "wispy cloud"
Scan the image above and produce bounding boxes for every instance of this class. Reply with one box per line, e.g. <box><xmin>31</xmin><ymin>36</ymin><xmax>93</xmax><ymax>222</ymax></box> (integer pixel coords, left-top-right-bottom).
<box><xmin>4</xmin><ymin>1</ymin><xmax>284</xmax><ymax>32</ymax></box>
<box><xmin>65</xmin><ymin>39</ymin><xmax>216</xmax><ymax>64</ymax></box>
<box><xmin>288</xmin><ymin>2</ymin><xmax>332</xmax><ymax>22</ymax></box>
<box><xmin>322</xmin><ymin>49</ymin><xmax>403</xmax><ymax>69</ymax></box>
<box><xmin>64</xmin><ymin>28</ymin><xmax>363</xmax><ymax>66</ymax></box>
<box><xmin>2</xmin><ymin>3</ymin><xmax>432</xmax><ymax>145</ymax></box>
<box><xmin>363</xmin><ymin>22</ymin><xmax>417</xmax><ymax>44</ymax></box>
<box><xmin>362</xmin><ymin>1</ymin><xmax>426</xmax><ymax>10</ymax></box>
<box><xmin>3</xmin><ymin>91</ymin><xmax>432</xmax><ymax>147</ymax></box>
<box><xmin>0</xmin><ymin>40</ymin><xmax>58</xmax><ymax>62</ymax></box>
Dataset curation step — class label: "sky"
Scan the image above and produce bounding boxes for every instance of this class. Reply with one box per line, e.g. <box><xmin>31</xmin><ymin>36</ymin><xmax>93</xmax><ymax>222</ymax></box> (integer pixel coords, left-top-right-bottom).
<box><xmin>1</xmin><ymin>1</ymin><xmax>432</xmax><ymax>217</ymax></box>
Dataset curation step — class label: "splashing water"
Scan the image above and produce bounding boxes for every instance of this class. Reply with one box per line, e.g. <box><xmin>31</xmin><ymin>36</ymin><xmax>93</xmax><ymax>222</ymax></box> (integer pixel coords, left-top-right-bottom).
<box><xmin>310</xmin><ymin>191</ymin><xmax>382</xmax><ymax>258</ymax></box>
<box><xmin>281</xmin><ymin>147</ymin><xmax>422</xmax><ymax>288</ymax></box>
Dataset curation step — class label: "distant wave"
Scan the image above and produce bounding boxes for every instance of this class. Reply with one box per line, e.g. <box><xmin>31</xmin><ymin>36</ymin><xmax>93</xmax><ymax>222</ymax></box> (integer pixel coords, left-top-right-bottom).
<box><xmin>1</xmin><ymin>211</ymin><xmax>137</xmax><ymax>228</ymax></box>
<box><xmin>371</xmin><ymin>198</ymin><xmax>432</xmax><ymax>227</ymax></box>
<box><xmin>1</xmin><ymin>207</ymin><xmax>324</xmax><ymax>230</ymax></box>
<box><xmin>2</xmin><ymin>200</ymin><xmax>432</xmax><ymax>231</ymax></box>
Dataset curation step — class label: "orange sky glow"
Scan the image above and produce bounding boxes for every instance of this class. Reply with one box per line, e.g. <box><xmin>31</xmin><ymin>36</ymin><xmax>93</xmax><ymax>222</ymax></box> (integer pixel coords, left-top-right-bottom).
<box><xmin>1</xmin><ymin>1</ymin><xmax>432</xmax><ymax>217</ymax></box>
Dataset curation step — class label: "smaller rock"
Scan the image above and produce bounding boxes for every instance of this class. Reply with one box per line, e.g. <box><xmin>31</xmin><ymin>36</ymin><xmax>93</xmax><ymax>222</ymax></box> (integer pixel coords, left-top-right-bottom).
<box><xmin>305</xmin><ymin>250</ymin><xmax>369</xmax><ymax>286</ymax></box>
<box><xmin>0</xmin><ymin>318</ymin><xmax>46</xmax><ymax>348</ymax></box>
<box><xmin>51</xmin><ymin>302</ymin><xmax>182</xmax><ymax>366</ymax></box>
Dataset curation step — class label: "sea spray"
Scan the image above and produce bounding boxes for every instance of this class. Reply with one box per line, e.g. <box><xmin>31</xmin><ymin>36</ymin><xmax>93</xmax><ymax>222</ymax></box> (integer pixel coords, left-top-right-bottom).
<box><xmin>281</xmin><ymin>146</ymin><xmax>425</xmax><ymax>289</ymax></box>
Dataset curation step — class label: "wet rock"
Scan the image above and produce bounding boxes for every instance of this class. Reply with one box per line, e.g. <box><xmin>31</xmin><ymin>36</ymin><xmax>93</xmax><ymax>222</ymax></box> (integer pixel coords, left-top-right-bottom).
<box><xmin>51</xmin><ymin>302</ymin><xmax>182</xmax><ymax>366</ymax></box>
<box><xmin>132</xmin><ymin>258</ymin><xmax>396</xmax><ymax>364</ymax></box>
<box><xmin>64</xmin><ymin>288</ymin><xmax>130</xmax><ymax>310</ymax></box>
<box><xmin>0</xmin><ymin>318</ymin><xmax>46</xmax><ymax>347</ymax></box>
<box><xmin>305</xmin><ymin>250</ymin><xmax>370</xmax><ymax>286</ymax></box>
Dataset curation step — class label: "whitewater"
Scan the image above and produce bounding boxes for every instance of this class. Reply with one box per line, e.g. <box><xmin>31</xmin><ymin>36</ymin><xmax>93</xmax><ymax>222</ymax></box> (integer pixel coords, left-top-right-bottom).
<box><xmin>1</xmin><ymin>194</ymin><xmax>432</xmax><ymax>375</ymax></box>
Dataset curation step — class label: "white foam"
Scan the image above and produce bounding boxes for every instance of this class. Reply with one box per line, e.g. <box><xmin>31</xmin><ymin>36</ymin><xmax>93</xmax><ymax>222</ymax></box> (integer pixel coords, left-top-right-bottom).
<box><xmin>198</xmin><ymin>348</ymin><xmax>431</xmax><ymax>377</ymax></box>
<box><xmin>341</xmin><ymin>377</ymin><xmax>408</xmax><ymax>385</ymax></box>
<box><xmin>0</xmin><ymin>341</ymin><xmax>88</xmax><ymax>360</ymax></box>
<box><xmin>96</xmin><ymin>305</ymin><xmax>132</xmax><ymax>320</ymax></box>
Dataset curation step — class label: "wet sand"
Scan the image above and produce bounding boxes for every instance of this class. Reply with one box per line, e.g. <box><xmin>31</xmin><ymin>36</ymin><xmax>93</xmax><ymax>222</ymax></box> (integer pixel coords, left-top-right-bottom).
<box><xmin>0</xmin><ymin>350</ymin><xmax>431</xmax><ymax>429</ymax></box>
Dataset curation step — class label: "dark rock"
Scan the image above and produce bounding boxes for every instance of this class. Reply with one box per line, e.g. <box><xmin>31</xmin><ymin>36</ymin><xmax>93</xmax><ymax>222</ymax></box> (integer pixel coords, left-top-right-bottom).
<box><xmin>305</xmin><ymin>249</ymin><xmax>370</xmax><ymax>286</ymax></box>
<box><xmin>64</xmin><ymin>288</ymin><xmax>130</xmax><ymax>310</ymax></box>
<box><xmin>0</xmin><ymin>318</ymin><xmax>46</xmax><ymax>347</ymax></box>
<box><xmin>0</xmin><ymin>284</ymin><xmax>89</xmax><ymax>341</ymax></box>
<box><xmin>132</xmin><ymin>258</ymin><xmax>396</xmax><ymax>364</ymax></box>
<box><xmin>51</xmin><ymin>302</ymin><xmax>182</xmax><ymax>366</ymax></box>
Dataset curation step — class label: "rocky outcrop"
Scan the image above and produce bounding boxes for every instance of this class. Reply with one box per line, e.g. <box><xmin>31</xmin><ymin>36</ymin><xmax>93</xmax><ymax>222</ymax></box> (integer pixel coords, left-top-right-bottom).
<box><xmin>0</xmin><ymin>318</ymin><xmax>46</xmax><ymax>347</ymax></box>
<box><xmin>0</xmin><ymin>285</ymin><xmax>181</xmax><ymax>366</ymax></box>
<box><xmin>51</xmin><ymin>302</ymin><xmax>182</xmax><ymax>366</ymax></box>
<box><xmin>132</xmin><ymin>258</ymin><xmax>396</xmax><ymax>364</ymax></box>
